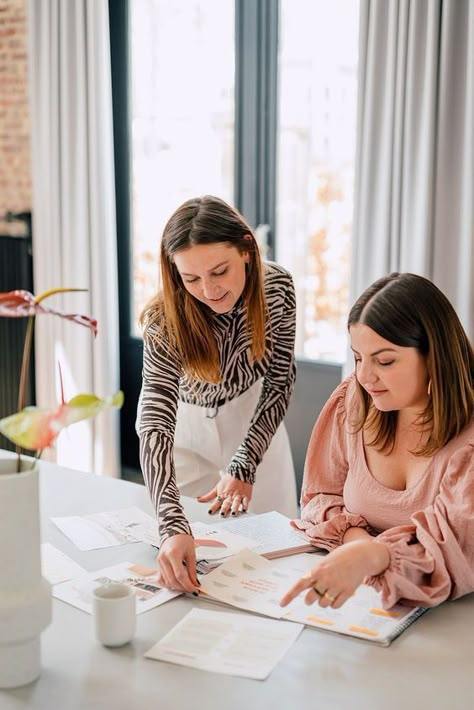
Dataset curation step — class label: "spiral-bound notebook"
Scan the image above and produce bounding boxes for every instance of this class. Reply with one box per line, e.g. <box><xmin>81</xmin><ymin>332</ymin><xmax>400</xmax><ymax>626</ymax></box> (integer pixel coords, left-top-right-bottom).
<box><xmin>198</xmin><ymin>549</ymin><xmax>428</xmax><ymax>646</ymax></box>
<box><xmin>281</xmin><ymin>585</ymin><xmax>428</xmax><ymax>646</ymax></box>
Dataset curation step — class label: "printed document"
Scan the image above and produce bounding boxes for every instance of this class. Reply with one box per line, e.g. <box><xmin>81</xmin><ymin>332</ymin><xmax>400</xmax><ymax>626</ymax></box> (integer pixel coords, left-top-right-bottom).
<box><xmin>278</xmin><ymin>554</ymin><xmax>427</xmax><ymax>645</ymax></box>
<box><xmin>203</xmin><ymin>511</ymin><xmax>314</xmax><ymax>558</ymax></box>
<box><xmin>144</xmin><ymin>608</ymin><xmax>303</xmax><ymax>680</ymax></box>
<box><xmin>53</xmin><ymin>561</ymin><xmax>179</xmax><ymax>613</ymax></box>
<box><xmin>41</xmin><ymin>542</ymin><xmax>86</xmax><ymax>585</ymax></box>
<box><xmin>199</xmin><ymin>548</ymin><xmax>287</xmax><ymax>618</ymax></box>
<box><xmin>51</xmin><ymin>506</ymin><xmax>159</xmax><ymax>550</ymax></box>
<box><xmin>191</xmin><ymin>521</ymin><xmax>260</xmax><ymax>561</ymax></box>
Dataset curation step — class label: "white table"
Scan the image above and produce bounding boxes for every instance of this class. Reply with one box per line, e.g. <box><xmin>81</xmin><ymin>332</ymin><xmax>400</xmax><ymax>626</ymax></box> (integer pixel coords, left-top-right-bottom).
<box><xmin>1</xmin><ymin>457</ymin><xmax>473</xmax><ymax>710</ymax></box>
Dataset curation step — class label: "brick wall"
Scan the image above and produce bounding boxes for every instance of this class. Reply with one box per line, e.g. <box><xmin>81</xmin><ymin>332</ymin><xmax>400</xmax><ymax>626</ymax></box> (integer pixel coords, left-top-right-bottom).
<box><xmin>0</xmin><ymin>0</ymin><xmax>31</xmax><ymax>237</ymax></box>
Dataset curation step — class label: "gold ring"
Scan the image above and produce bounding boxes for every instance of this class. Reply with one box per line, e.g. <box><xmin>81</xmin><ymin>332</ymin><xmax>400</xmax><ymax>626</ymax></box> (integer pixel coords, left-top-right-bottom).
<box><xmin>323</xmin><ymin>591</ymin><xmax>335</xmax><ymax>603</ymax></box>
<box><xmin>312</xmin><ymin>586</ymin><xmax>324</xmax><ymax>596</ymax></box>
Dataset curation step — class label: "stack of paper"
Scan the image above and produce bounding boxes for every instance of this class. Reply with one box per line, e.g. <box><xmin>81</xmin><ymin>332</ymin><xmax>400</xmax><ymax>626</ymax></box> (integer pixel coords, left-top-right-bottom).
<box><xmin>201</xmin><ymin>511</ymin><xmax>314</xmax><ymax>558</ymax></box>
<box><xmin>194</xmin><ymin>511</ymin><xmax>315</xmax><ymax>574</ymax></box>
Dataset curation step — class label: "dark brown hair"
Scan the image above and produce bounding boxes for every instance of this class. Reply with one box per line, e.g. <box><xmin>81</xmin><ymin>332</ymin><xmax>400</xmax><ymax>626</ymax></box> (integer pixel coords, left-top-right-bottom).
<box><xmin>348</xmin><ymin>272</ymin><xmax>474</xmax><ymax>455</ymax></box>
<box><xmin>140</xmin><ymin>195</ymin><xmax>267</xmax><ymax>382</ymax></box>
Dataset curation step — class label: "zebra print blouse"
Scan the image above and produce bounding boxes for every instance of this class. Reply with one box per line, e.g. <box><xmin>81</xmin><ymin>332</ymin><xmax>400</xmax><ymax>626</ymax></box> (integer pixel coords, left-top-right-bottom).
<box><xmin>138</xmin><ymin>262</ymin><xmax>296</xmax><ymax>541</ymax></box>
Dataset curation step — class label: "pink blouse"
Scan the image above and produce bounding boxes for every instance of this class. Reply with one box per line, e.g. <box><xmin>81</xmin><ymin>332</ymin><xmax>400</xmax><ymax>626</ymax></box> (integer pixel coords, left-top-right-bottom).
<box><xmin>293</xmin><ymin>376</ymin><xmax>474</xmax><ymax>608</ymax></box>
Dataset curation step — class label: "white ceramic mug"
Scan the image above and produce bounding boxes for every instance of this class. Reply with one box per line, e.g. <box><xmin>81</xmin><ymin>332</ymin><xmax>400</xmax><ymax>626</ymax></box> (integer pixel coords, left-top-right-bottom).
<box><xmin>92</xmin><ymin>583</ymin><xmax>136</xmax><ymax>647</ymax></box>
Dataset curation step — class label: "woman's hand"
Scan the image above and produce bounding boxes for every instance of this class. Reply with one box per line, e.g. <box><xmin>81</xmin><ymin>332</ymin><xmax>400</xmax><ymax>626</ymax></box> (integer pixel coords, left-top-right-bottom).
<box><xmin>157</xmin><ymin>533</ymin><xmax>200</xmax><ymax>593</ymax></box>
<box><xmin>280</xmin><ymin>540</ymin><xmax>390</xmax><ymax>610</ymax></box>
<box><xmin>198</xmin><ymin>474</ymin><xmax>253</xmax><ymax>517</ymax></box>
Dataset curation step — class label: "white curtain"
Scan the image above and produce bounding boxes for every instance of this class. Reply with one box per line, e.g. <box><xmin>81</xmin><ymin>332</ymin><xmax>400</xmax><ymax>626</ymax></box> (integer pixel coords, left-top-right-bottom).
<box><xmin>27</xmin><ymin>0</ymin><xmax>120</xmax><ymax>476</ymax></box>
<box><xmin>351</xmin><ymin>0</ymin><xmax>474</xmax><ymax>338</ymax></box>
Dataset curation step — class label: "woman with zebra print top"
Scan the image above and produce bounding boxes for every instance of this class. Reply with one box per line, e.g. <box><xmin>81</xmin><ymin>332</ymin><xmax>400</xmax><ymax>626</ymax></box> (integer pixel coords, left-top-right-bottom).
<box><xmin>137</xmin><ymin>195</ymin><xmax>298</xmax><ymax>593</ymax></box>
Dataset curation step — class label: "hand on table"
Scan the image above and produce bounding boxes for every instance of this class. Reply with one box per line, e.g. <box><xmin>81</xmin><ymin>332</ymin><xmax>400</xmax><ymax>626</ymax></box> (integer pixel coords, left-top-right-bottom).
<box><xmin>156</xmin><ymin>533</ymin><xmax>200</xmax><ymax>594</ymax></box>
<box><xmin>279</xmin><ymin>540</ymin><xmax>390</xmax><ymax>610</ymax></box>
<box><xmin>198</xmin><ymin>474</ymin><xmax>253</xmax><ymax>517</ymax></box>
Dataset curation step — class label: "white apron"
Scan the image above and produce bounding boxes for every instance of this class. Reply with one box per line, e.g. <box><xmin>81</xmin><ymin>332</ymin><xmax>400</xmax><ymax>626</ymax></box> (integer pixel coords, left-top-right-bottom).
<box><xmin>173</xmin><ymin>380</ymin><xmax>298</xmax><ymax>518</ymax></box>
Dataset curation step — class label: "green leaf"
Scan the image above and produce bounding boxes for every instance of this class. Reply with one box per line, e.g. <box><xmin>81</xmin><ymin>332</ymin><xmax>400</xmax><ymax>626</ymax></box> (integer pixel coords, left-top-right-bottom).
<box><xmin>0</xmin><ymin>391</ymin><xmax>124</xmax><ymax>450</ymax></box>
<box><xmin>64</xmin><ymin>391</ymin><xmax>124</xmax><ymax>426</ymax></box>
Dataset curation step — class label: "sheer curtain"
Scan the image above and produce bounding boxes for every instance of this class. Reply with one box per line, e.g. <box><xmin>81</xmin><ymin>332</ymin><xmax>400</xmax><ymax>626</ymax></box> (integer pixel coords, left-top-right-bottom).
<box><xmin>351</xmin><ymin>0</ymin><xmax>473</xmax><ymax>338</ymax></box>
<box><xmin>27</xmin><ymin>0</ymin><xmax>121</xmax><ymax>476</ymax></box>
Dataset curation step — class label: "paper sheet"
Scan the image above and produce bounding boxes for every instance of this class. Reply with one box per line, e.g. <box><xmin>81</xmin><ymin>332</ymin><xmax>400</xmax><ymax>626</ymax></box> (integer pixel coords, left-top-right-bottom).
<box><xmin>53</xmin><ymin>561</ymin><xmax>179</xmax><ymax>613</ymax></box>
<box><xmin>51</xmin><ymin>506</ymin><xmax>159</xmax><ymax>550</ymax></box>
<box><xmin>191</xmin><ymin>521</ymin><xmax>260</xmax><ymax>561</ymax></box>
<box><xmin>144</xmin><ymin>608</ymin><xmax>303</xmax><ymax>680</ymax></box>
<box><xmin>199</xmin><ymin>549</ymin><xmax>289</xmax><ymax>618</ymax></box>
<box><xmin>208</xmin><ymin>510</ymin><xmax>311</xmax><ymax>557</ymax></box>
<box><xmin>41</xmin><ymin>542</ymin><xmax>86</xmax><ymax>585</ymax></box>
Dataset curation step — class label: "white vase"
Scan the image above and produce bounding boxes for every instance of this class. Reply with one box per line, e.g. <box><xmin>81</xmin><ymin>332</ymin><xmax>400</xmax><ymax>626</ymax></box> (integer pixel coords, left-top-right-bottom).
<box><xmin>0</xmin><ymin>457</ymin><xmax>52</xmax><ymax>688</ymax></box>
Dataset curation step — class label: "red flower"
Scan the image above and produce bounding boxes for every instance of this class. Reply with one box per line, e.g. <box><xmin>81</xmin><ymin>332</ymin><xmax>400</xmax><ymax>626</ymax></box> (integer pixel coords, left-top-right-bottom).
<box><xmin>0</xmin><ymin>290</ymin><xmax>98</xmax><ymax>336</ymax></box>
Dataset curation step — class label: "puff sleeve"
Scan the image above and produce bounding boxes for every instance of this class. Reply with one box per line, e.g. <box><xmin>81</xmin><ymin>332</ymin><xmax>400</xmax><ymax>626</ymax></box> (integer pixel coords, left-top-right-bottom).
<box><xmin>292</xmin><ymin>376</ymin><xmax>371</xmax><ymax>550</ymax></box>
<box><xmin>366</xmin><ymin>443</ymin><xmax>474</xmax><ymax>607</ymax></box>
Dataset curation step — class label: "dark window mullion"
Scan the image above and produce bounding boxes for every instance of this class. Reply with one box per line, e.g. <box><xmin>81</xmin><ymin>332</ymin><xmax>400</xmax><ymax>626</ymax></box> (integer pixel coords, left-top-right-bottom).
<box><xmin>235</xmin><ymin>0</ymin><xmax>259</xmax><ymax>224</ymax></box>
<box><xmin>109</xmin><ymin>0</ymin><xmax>132</xmax><ymax>346</ymax></box>
<box><xmin>109</xmin><ymin>0</ymin><xmax>142</xmax><ymax>471</ymax></box>
<box><xmin>235</xmin><ymin>0</ymin><xmax>279</xmax><ymax>258</ymax></box>
<box><xmin>258</xmin><ymin>0</ymin><xmax>279</xmax><ymax>260</ymax></box>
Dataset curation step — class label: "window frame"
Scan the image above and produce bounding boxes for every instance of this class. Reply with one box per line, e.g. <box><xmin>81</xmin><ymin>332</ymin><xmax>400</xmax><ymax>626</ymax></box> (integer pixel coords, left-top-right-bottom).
<box><xmin>108</xmin><ymin>0</ymin><xmax>342</xmax><ymax>472</ymax></box>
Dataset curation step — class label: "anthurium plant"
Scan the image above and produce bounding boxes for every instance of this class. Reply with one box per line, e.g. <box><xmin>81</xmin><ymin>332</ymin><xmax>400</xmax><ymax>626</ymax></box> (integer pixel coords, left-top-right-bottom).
<box><xmin>0</xmin><ymin>288</ymin><xmax>123</xmax><ymax>472</ymax></box>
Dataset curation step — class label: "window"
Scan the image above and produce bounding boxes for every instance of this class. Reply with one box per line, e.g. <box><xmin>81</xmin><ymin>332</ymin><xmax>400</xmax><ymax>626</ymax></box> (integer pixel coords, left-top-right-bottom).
<box><xmin>276</xmin><ymin>0</ymin><xmax>359</xmax><ymax>361</ymax></box>
<box><xmin>130</xmin><ymin>0</ymin><xmax>235</xmax><ymax>333</ymax></box>
<box><xmin>109</xmin><ymin>0</ymin><xmax>359</xmax><ymax>470</ymax></box>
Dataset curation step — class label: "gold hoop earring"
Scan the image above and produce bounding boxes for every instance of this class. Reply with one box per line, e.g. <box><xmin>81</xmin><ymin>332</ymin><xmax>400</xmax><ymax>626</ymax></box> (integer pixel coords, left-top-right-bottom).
<box><xmin>427</xmin><ymin>380</ymin><xmax>432</xmax><ymax>397</ymax></box>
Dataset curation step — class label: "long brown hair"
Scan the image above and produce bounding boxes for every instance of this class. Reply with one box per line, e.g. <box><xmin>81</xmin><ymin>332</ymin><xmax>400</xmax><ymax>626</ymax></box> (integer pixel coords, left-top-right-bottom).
<box><xmin>348</xmin><ymin>272</ymin><xmax>474</xmax><ymax>455</ymax></box>
<box><xmin>140</xmin><ymin>195</ymin><xmax>267</xmax><ymax>382</ymax></box>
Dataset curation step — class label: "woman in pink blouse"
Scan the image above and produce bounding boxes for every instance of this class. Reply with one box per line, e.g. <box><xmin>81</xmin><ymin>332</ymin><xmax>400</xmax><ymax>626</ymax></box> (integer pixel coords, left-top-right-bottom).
<box><xmin>280</xmin><ymin>272</ymin><xmax>474</xmax><ymax>611</ymax></box>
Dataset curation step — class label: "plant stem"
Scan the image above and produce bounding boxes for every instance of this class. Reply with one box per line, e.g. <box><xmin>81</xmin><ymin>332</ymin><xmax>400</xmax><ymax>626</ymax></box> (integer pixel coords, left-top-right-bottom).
<box><xmin>33</xmin><ymin>449</ymin><xmax>43</xmax><ymax>470</ymax></box>
<box><xmin>18</xmin><ymin>316</ymin><xmax>34</xmax><ymax>411</ymax></box>
<box><xmin>16</xmin><ymin>315</ymin><xmax>35</xmax><ymax>473</ymax></box>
